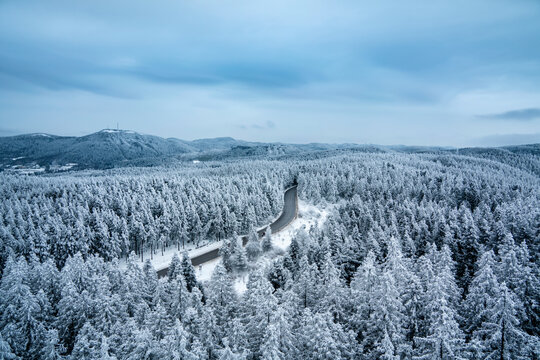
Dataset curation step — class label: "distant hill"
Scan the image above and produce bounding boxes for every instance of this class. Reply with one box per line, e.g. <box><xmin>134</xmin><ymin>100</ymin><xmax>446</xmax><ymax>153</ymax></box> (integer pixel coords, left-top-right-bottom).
<box><xmin>0</xmin><ymin>129</ymin><xmax>365</xmax><ymax>169</ymax></box>
<box><xmin>0</xmin><ymin>129</ymin><xmax>538</xmax><ymax>172</ymax></box>
<box><xmin>0</xmin><ymin>130</ymin><xmax>196</xmax><ymax>169</ymax></box>
<box><xmin>446</xmin><ymin>144</ymin><xmax>540</xmax><ymax>176</ymax></box>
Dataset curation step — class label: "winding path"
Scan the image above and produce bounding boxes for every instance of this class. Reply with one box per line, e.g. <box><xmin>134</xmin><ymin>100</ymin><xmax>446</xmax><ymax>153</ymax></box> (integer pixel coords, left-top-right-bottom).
<box><xmin>157</xmin><ymin>185</ymin><xmax>298</xmax><ymax>277</ymax></box>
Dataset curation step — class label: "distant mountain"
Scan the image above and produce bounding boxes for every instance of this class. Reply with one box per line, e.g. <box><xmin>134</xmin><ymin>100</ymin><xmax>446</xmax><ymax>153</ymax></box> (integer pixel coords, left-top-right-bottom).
<box><xmin>0</xmin><ymin>130</ymin><xmax>196</xmax><ymax>169</ymax></box>
<box><xmin>0</xmin><ymin>130</ymin><xmax>271</xmax><ymax>169</ymax></box>
<box><xmin>0</xmin><ymin>129</ymin><xmax>538</xmax><ymax>172</ymax></box>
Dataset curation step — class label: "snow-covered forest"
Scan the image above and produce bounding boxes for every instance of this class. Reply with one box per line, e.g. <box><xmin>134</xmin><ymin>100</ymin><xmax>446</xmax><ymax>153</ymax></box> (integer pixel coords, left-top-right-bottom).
<box><xmin>1</xmin><ymin>151</ymin><xmax>539</xmax><ymax>359</ymax></box>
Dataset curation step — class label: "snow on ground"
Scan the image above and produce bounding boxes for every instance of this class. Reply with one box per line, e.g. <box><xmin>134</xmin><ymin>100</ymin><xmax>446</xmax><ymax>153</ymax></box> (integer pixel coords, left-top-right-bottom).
<box><xmin>118</xmin><ymin>239</ymin><xmax>223</xmax><ymax>272</ymax></box>
<box><xmin>272</xmin><ymin>199</ymin><xmax>331</xmax><ymax>252</ymax></box>
<box><xmin>230</xmin><ymin>199</ymin><xmax>333</xmax><ymax>295</ymax></box>
<box><xmin>119</xmin><ymin>199</ymin><xmax>332</xmax><ymax>293</ymax></box>
<box><xmin>234</xmin><ymin>274</ymin><xmax>248</xmax><ymax>294</ymax></box>
<box><xmin>49</xmin><ymin>163</ymin><xmax>78</xmax><ymax>172</ymax></box>
<box><xmin>191</xmin><ymin>199</ymin><xmax>332</xmax><ymax>294</ymax></box>
<box><xmin>196</xmin><ymin>257</ymin><xmax>221</xmax><ymax>282</ymax></box>
<box><xmin>101</xmin><ymin>129</ymin><xmax>136</xmax><ymax>134</ymax></box>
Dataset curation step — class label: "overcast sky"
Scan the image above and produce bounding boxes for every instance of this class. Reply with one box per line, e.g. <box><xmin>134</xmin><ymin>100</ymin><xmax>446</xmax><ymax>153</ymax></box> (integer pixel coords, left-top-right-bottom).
<box><xmin>1</xmin><ymin>0</ymin><xmax>540</xmax><ymax>146</ymax></box>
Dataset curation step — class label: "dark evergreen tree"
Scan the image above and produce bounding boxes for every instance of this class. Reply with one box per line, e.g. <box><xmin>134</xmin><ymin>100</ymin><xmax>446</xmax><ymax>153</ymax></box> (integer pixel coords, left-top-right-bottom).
<box><xmin>181</xmin><ymin>251</ymin><xmax>198</xmax><ymax>292</ymax></box>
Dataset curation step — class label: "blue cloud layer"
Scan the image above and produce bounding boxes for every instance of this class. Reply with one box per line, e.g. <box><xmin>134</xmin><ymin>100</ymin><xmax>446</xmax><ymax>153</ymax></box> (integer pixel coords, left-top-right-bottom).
<box><xmin>1</xmin><ymin>0</ymin><xmax>539</xmax><ymax>145</ymax></box>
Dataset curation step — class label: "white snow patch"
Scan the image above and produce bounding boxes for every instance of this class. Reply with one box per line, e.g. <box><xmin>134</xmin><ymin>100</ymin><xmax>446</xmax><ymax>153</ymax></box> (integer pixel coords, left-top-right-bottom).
<box><xmin>12</xmin><ymin>156</ymin><xmax>25</xmax><ymax>161</ymax></box>
<box><xmin>101</xmin><ymin>129</ymin><xmax>136</xmax><ymax>134</ymax></box>
<box><xmin>272</xmin><ymin>199</ymin><xmax>332</xmax><ymax>251</ymax></box>
<box><xmin>196</xmin><ymin>258</ymin><xmax>221</xmax><ymax>282</ymax></box>
<box><xmin>192</xmin><ymin>160</ymin><xmax>200</xmax><ymax>164</ymax></box>
<box><xmin>118</xmin><ymin>239</ymin><xmax>222</xmax><ymax>272</ymax></box>
<box><xmin>234</xmin><ymin>275</ymin><xmax>248</xmax><ymax>294</ymax></box>
<box><xmin>31</xmin><ymin>133</ymin><xmax>51</xmax><ymax>137</ymax></box>
<box><xmin>49</xmin><ymin>163</ymin><xmax>78</xmax><ymax>172</ymax></box>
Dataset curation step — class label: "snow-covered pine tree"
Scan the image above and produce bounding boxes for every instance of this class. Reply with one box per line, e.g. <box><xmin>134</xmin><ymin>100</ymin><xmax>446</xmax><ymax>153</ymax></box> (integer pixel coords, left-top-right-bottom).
<box><xmin>473</xmin><ymin>282</ymin><xmax>527</xmax><ymax>360</ymax></box>
<box><xmin>241</xmin><ymin>270</ymin><xmax>277</xmax><ymax>358</ymax></box>
<box><xmin>167</xmin><ymin>252</ymin><xmax>182</xmax><ymax>280</ymax></box>
<box><xmin>414</xmin><ymin>273</ymin><xmax>466</xmax><ymax>360</ymax></box>
<box><xmin>181</xmin><ymin>251</ymin><xmax>198</xmax><ymax>292</ymax></box>
<box><xmin>463</xmin><ymin>250</ymin><xmax>500</xmax><ymax>338</ymax></box>
<box><xmin>0</xmin><ymin>332</ymin><xmax>16</xmax><ymax>360</ymax></box>
<box><xmin>245</xmin><ymin>227</ymin><xmax>262</xmax><ymax>262</ymax></box>
<box><xmin>206</xmin><ymin>264</ymin><xmax>238</xmax><ymax>340</ymax></box>
<box><xmin>261</xmin><ymin>226</ymin><xmax>273</xmax><ymax>252</ymax></box>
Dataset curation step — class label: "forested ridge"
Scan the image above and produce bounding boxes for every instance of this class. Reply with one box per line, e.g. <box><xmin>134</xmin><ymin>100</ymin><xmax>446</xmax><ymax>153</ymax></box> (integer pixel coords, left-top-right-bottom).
<box><xmin>0</xmin><ymin>162</ymin><xmax>288</xmax><ymax>269</ymax></box>
<box><xmin>0</xmin><ymin>151</ymin><xmax>539</xmax><ymax>359</ymax></box>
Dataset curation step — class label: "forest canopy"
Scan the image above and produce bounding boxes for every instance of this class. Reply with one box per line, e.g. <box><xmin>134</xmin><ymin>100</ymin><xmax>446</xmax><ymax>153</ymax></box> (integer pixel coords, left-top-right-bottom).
<box><xmin>0</xmin><ymin>150</ymin><xmax>539</xmax><ymax>359</ymax></box>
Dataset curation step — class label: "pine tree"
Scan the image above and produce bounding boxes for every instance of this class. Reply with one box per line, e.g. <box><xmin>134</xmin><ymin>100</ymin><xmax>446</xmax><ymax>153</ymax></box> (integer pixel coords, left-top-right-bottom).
<box><xmin>317</xmin><ymin>251</ymin><xmax>345</xmax><ymax>322</ymax></box>
<box><xmin>0</xmin><ymin>333</ymin><xmax>16</xmax><ymax>360</ymax></box>
<box><xmin>270</xmin><ymin>307</ymin><xmax>295</xmax><ymax>356</ymax></box>
<box><xmin>242</xmin><ymin>270</ymin><xmax>277</xmax><ymax>358</ymax></box>
<box><xmin>181</xmin><ymin>251</ymin><xmax>198</xmax><ymax>292</ymax></box>
<box><xmin>379</xmin><ymin>329</ymin><xmax>399</xmax><ymax>360</ymax></box>
<box><xmin>369</xmin><ymin>270</ymin><xmax>407</xmax><ymax>359</ymax></box>
<box><xmin>227</xmin><ymin>318</ymin><xmax>248</xmax><ymax>355</ymax></box>
<box><xmin>220</xmin><ymin>239</ymin><xmax>234</xmax><ymax>272</ymax></box>
<box><xmin>381</xmin><ymin>238</ymin><xmax>412</xmax><ymax>357</ymax></box>
<box><xmin>297</xmin><ymin>310</ymin><xmax>341</xmax><ymax>359</ymax></box>
<box><xmin>126</xmin><ymin>328</ymin><xmax>157</xmax><ymax>360</ymax></box>
<box><xmin>162</xmin><ymin>320</ymin><xmax>197</xmax><ymax>360</ymax></box>
<box><xmin>245</xmin><ymin>227</ymin><xmax>262</xmax><ymax>262</ymax></box>
<box><xmin>218</xmin><ymin>341</ymin><xmax>246</xmax><ymax>360</ymax></box>
<box><xmin>455</xmin><ymin>208</ymin><xmax>479</xmax><ymax>292</ymax></box>
<box><xmin>232</xmin><ymin>244</ymin><xmax>248</xmax><ymax>273</ymax></box>
<box><xmin>497</xmin><ymin>233</ymin><xmax>522</xmax><ymax>297</ymax></box>
<box><xmin>260</xmin><ymin>322</ymin><xmax>284</xmax><ymax>360</ymax></box>
<box><xmin>261</xmin><ymin>227</ymin><xmax>273</xmax><ymax>252</ymax></box>
<box><xmin>146</xmin><ymin>303</ymin><xmax>174</xmax><ymax>341</ymax></box>
<box><xmin>288</xmin><ymin>236</ymin><xmax>302</xmax><ymax>270</ymax></box>
<box><xmin>515</xmin><ymin>241</ymin><xmax>539</xmax><ymax>336</ymax></box>
<box><xmin>170</xmin><ymin>274</ymin><xmax>189</xmax><ymax>321</ymax></box>
<box><xmin>167</xmin><ymin>253</ymin><xmax>182</xmax><ymax>280</ymax></box>
<box><xmin>474</xmin><ymin>283</ymin><xmax>527</xmax><ymax>360</ymax></box>
<box><xmin>435</xmin><ymin>245</ymin><xmax>462</xmax><ymax>308</ymax></box>
<box><xmin>414</xmin><ymin>274</ymin><xmax>466</xmax><ymax>360</ymax></box>
<box><xmin>267</xmin><ymin>258</ymin><xmax>291</xmax><ymax>291</ymax></box>
<box><xmin>206</xmin><ymin>264</ymin><xmax>237</xmax><ymax>340</ymax></box>
<box><xmin>292</xmin><ymin>256</ymin><xmax>318</xmax><ymax>309</ymax></box>
<box><xmin>71</xmin><ymin>323</ymin><xmax>108</xmax><ymax>359</ymax></box>
<box><xmin>464</xmin><ymin>250</ymin><xmax>500</xmax><ymax>338</ymax></box>
<box><xmin>0</xmin><ymin>257</ymin><xmax>46</xmax><ymax>358</ymax></box>
<box><xmin>350</xmin><ymin>251</ymin><xmax>379</xmax><ymax>346</ymax></box>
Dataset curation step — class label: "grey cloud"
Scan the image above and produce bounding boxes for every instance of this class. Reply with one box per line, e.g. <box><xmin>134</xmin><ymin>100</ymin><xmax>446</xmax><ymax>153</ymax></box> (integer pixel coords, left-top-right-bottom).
<box><xmin>238</xmin><ymin>121</ymin><xmax>276</xmax><ymax>130</ymax></box>
<box><xmin>478</xmin><ymin>108</ymin><xmax>540</xmax><ymax>121</ymax></box>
